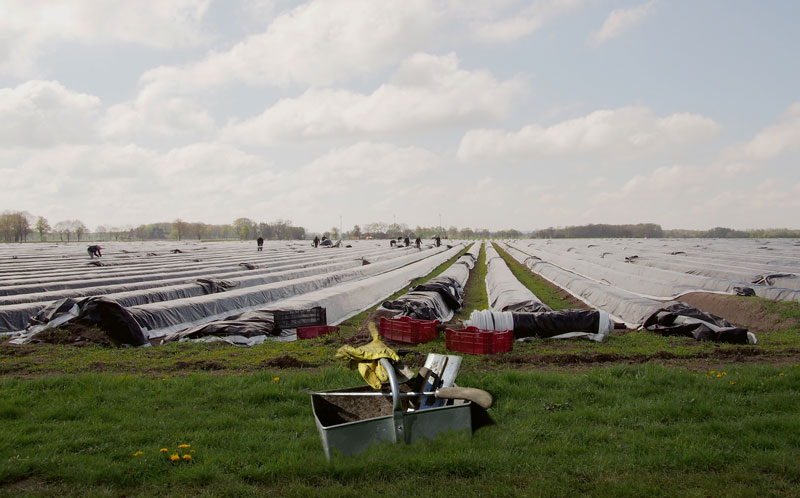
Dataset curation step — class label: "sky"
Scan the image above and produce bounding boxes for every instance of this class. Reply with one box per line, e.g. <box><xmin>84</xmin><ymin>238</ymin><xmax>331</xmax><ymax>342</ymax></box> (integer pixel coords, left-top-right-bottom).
<box><xmin>1</xmin><ymin>0</ymin><xmax>799</xmax><ymax>234</ymax></box>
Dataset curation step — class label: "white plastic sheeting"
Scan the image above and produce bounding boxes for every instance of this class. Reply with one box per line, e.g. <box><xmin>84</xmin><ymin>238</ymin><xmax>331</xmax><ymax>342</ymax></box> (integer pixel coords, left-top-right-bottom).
<box><xmin>166</xmin><ymin>243</ymin><xmax>468</xmax><ymax>343</ymax></box>
<box><xmin>545</xmin><ymin>239</ymin><xmax>800</xmax><ymax>290</ymax></box>
<box><xmin>510</xmin><ymin>240</ymin><xmax>800</xmax><ymax>302</ymax></box>
<box><xmin>500</xmin><ymin>242</ymin><xmax>663</xmax><ymax>326</ymax></box>
<box><xmin>135</xmin><ymin>245</ymin><xmax>451</xmax><ymax>337</ymax></box>
<box><xmin>0</xmin><ymin>242</ymin><xmax>420</xmax><ymax>333</ymax></box>
<box><xmin>484</xmin><ymin>243</ymin><xmax>550</xmax><ymax>312</ymax></box>
<box><xmin>514</xmin><ymin>240</ymin><xmax>800</xmax><ymax>301</ymax></box>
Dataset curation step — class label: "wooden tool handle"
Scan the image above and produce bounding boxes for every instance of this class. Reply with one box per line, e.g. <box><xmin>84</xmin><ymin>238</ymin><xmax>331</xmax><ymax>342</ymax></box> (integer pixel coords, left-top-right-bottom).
<box><xmin>435</xmin><ymin>387</ymin><xmax>493</xmax><ymax>409</ymax></box>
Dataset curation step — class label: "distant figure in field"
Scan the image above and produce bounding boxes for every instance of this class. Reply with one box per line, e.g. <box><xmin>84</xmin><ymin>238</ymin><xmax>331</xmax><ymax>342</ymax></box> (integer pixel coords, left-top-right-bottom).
<box><xmin>313</xmin><ymin>235</ymin><xmax>320</xmax><ymax>248</ymax></box>
<box><xmin>320</xmin><ymin>236</ymin><xmax>332</xmax><ymax>247</ymax></box>
<box><xmin>390</xmin><ymin>239</ymin><xmax>397</xmax><ymax>247</ymax></box>
<box><xmin>434</xmin><ymin>235</ymin><xmax>441</xmax><ymax>247</ymax></box>
<box><xmin>403</xmin><ymin>236</ymin><xmax>410</xmax><ymax>247</ymax></box>
<box><xmin>415</xmin><ymin>237</ymin><xmax>421</xmax><ymax>249</ymax></box>
<box><xmin>87</xmin><ymin>245</ymin><xmax>102</xmax><ymax>258</ymax></box>
<box><xmin>256</xmin><ymin>236</ymin><xmax>264</xmax><ymax>251</ymax></box>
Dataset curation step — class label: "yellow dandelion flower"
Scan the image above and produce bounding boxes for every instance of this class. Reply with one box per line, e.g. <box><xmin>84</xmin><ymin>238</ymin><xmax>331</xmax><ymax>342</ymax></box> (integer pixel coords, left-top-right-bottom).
<box><xmin>730</xmin><ymin>381</ymin><xmax>736</xmax><ymax>385</ymax></box>
<box><xmin>779</xmin><ymin>373</ymin><xmax>785</xmax><ymax>376</ymax></box>
<box><xmin>273</xmin><ymin>376</ymin><xmax>280</xmax><ymax>382</ymax></box>
<box><xmin>722</xmin><ymin>372</ymin><xmax>727</xmax><ymax>376</ymax></box>
<box><xmin>133</xmin><ymin>451</ymin><xmax>143</xmax><ymax>457</ymax></box>
<box><xmin>170</xmin><ymin>454</ymin><xmax>180</xmax><ymax>462</ymax></box>
<box><xmin>709</xmin><ymin>370</ymin><xmax>715</xmax><ymax>374</ymax></box>
<box><xmin>159</xmin><ymin>448</ymin><xmax>168</xmax><ymax>453</ymax></box>
<box><xmin>182</xmin><ymin>454</ymin><xmax>192</xmax><ymax>461</ymax></box>
<box><xmin>190</xmin><ymin>449</ymin><xmax>196</xmax><ymax>453</ymax></box>
<box><xmin>716</xmin><ymin>373</ymin><xmax>722</xmax><ymax>378</ymax></box>
<box><xmin>178</xmin><ymin>444</ymin><xmax>191</xmax><ymax>449</ymax></box>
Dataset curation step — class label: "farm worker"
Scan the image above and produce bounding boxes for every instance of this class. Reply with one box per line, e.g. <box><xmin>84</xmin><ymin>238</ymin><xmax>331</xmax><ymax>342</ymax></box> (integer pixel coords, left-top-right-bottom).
<box><xmin>87</xmin><ymin>245</ymin><xmax>102</xmax><ymax>258</ymax></box>
<box><xmin>434</xmin><ymin>235</ymin><xmax>441</xmax><ymax>247</ymax></box>
<box><xmin>335</xmin><ymin>323</ymin><xmax>400</xmax><ymax>389</ymax></box>
<box><xmin>256</xmin><ymin>236</ymin><xmax>264</xmax><ymax>251</ymax></box>
<box><xmin>404</xmin><ymin>236</ymin><xmax>410</xmax><ymax>247</ymax></box>
<box><xmin>313</xmin><ymin>235</ymin><xmax>320</xmax><ymax>248</ymax></box>
<box><xmin>390</xmin><ymin>239</ymin><xmax>397</xmax><ymax>247</ymax></box>
<box><xmin>415</xmin><ymin>237</ymin><xmax>421</xmax><ymax>249</ymax></box>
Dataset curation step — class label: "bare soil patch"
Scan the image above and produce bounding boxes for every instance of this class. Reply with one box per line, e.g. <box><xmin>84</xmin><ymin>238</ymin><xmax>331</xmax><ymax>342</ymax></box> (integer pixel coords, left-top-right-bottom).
<box><xmin>261</xmin><ymin>355</ymin><xmax>318</xmax><ymax>369</ymax></box>
<box><xmin>678</xmin><ymin>292</ymin><xmax>798</xmax><ymax>334</ymax></box>
<box><xmin>29</xmin><ymin>323</ymin><xmax>114</xmax><ymax>346</ymax></box>
<box><xmin>175</xmin><ymin>360</ymin><xmax>226</xmax><ymax>371</ymax></box>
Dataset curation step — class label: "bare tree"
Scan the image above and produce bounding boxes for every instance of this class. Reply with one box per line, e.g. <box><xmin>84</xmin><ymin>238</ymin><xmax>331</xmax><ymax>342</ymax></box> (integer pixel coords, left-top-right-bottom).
<box><xmin>171</xmin><ymin>218</ymin><xmax>189</xmax><ymax>241</ymax></box>
<box><xmin>54</xmin><ymin>220</ymin><xmax>72</xmax><ymax>242</ymax></box>
<box><xmin>72</xmin><ymin>220</ymin><xmax>88</xmax><ymax>241</ymax></box>
<box><xmin>190</xmin><ymin>222</ymin><xmax>206</xmax><ymax>241</ymax></box>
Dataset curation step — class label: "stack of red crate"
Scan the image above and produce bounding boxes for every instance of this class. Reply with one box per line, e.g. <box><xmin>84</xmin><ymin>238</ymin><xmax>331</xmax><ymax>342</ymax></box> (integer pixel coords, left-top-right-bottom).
<box><xmin>445</xmin><ymin>326</ymin><xmax>513</xmax><ymax>354</ymax></box>
<box><xmin>378</xmin><ymin>316</ymin><xmax>439</xmax><ymax>344</ymax></box>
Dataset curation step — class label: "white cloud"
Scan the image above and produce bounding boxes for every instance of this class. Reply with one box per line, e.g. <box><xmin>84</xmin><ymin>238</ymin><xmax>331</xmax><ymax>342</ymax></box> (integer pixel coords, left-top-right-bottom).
<box><xmin>589</xmin><ymin>1</ymin><xmax>656</xmax><ymax>47</ymax></box>
<box><xmin>735</xmin><ymin>102</ymin><xmax>800</xmax><ymax>161</ymax></box>
<box><xmin>138</xmin><ymin>0</ymin><xmax>441</xmax><ymax>95</ymax></box>
<box><xmin>620</xmin><ymin>165</ymin><xmax>706</xmax><ymax>194</ymax></box>
<box><xmin>221</xmin><ymin>53</ymin><xmax>524</xmax><ymax>144</ymax></box>
<box><xmin>0</xmin><ymin>0</ymin><xmax>211</xmax><ymax>77</ymax></box>
<box><xmin>100</xmin><ymin>94</ymin><xmax>215</xmax><ymax>138</ymax></box>
<box><xmin>288</xmin><ymin>142</ymin><xmax>440</xmax><ymax>193</ymax></box>
<box><xmin>474</xmin><ymin>0</ymin><xmax>587</xmax><ymax>43</ymax></box>
<box><xmin>0</xmin><ymin>80</ymin><xmax>101</xmax><ymax>147</ymax></box>
<box><xmin>457</xmin><ymin>106</ymin><xmax>720</xmax><ymax>162</ymax></box>
<box><xmin>1</xmin><ymin>140</ymin><xmax>441</xmax><ymax>229</ymax></box>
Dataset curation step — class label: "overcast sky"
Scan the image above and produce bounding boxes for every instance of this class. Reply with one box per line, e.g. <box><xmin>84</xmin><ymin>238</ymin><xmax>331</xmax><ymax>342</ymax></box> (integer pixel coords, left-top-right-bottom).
<box><xmin>1</xmin><ymin>0</ymin><xmax>799</xmax><ymax>233</ymax></box>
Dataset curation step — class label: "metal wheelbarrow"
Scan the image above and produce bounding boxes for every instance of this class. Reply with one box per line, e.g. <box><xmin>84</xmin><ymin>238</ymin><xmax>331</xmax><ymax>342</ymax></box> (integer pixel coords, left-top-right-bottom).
<box><xmin>311</xmin><ymin>359</ymin><xmax>473</xmax><ymax>459</ymax></box>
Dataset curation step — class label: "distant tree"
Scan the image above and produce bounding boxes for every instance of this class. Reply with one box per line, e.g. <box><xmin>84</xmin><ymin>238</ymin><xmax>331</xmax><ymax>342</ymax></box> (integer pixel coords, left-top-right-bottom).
<box><xmin>72</xmin><ymin>220</ymin><xmax>88</xmax><ymax>241</ymax></box>
<box><xmin>233</xmin><ymin>218</ymin><xmax>255</xmax><ymax>240</ymax></box>
<box><xmin>0</xmin><ymin>212</ymin><xmax>31</xmax><ymax>242</ymax></box>
<box><xmin>54</xmin><ymin>220</ymin><xmax>72</xmax><ymax>242</ymax></box>
<box><xmin>171</xmin><ymin>218</ymin><xmax>189</xmax><ymax>240</ymax></box>
<box><xmin>190</xmin><ymin>222</ymin><xmax>206</xmax><ymax>241</ymax></box>
<box><xmin>35</xmin><ymin>217</ymin><xmax>51</xmax><ymax>241</ymax></box>
<box><xmin>331</xmin><ymin>226</ymin><xmax>340</xmax><ymax>239</ymax></box>
<box><xmin>351</xmin><ymin>224</ymin><xmax>361</xmax><ymax>238</ymax></box>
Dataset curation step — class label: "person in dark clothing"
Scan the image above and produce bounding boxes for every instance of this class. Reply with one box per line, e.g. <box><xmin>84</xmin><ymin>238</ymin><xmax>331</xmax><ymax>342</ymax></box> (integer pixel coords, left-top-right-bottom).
<box><xmin>434</xmin><ymin>235</ymin><xmax>441</xmax><ymax>247</ymax></box>
<box><xmin>390</xmin><ymin>239</ymin><xmax>397</xmax><ymax>247</ymax></box>
<box><xmin>313</xmin><ymin>235</ymin><xmax>320</xmax><ymax>248</ymax></box>
<box><xmin>404</xmin><ymin>236</ymin><xmax>410</xmax><ymax>247</ymax></box>
<box><xmin>415</xmin><ymin>237</ymin><xmax>421</xmax><ymax>249</ymax></box>
<box><xmin>256</xmin><ymin>236</ymin><xmax>264</xmax><ymax>251</ymax></box>
<box><xmin>87</xmin><ymin>245</ymin><xmax>102</xmax><ymax>258</ymax></box>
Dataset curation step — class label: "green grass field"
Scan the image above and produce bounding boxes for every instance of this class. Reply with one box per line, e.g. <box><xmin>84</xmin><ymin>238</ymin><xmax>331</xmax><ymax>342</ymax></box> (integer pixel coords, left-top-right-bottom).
<box><xmin>1</xmin><ymin>242</ymin><xmax>799</xmax><ymax>497</ymax></box>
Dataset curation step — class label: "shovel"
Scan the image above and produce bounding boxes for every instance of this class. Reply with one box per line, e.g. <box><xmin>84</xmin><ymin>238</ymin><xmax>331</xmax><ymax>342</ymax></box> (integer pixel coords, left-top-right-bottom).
<box><xmin>308</xmin><ymin>386</ymin><xmax>493</xmax><ymax>409</ymax></box>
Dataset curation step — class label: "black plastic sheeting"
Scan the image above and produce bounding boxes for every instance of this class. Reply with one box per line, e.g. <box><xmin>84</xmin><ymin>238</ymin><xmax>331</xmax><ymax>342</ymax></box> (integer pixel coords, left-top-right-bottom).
<box><xmin>381</xmin><ymin>275</ymin><xmax>464</xmax><ymax>321</ymax></box>
<box><xmin>642</xmin><ymin>302</ymin><xmax>752</xmax><ymax>344</ymax></box>
<box><xmin>166</xmin><ymin>310</ymin><xmax>277</xmax><ymax>342</ymax></box>
<box><xmin>512</xmin><ymin>310</ymin><xmax>602</xmax><ymax>339</ymax></box>
<box><xmin>25</xmin><ymin>297</ymin><xmax>148</xmax><ymax>346</ymax></box>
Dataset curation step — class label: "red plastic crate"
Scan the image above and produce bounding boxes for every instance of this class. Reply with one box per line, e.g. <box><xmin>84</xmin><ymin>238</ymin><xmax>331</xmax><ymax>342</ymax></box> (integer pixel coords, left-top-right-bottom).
<box><xmin>297</xmin><ymin>325</ymin><xmax>339</xmax><ymax>340</ymax></box>
<box><xmin>379</xmin><ymin>316</ymin><xmax>439</xmax><ymax>344</ymax></box>
<box><xmin>445</xmin><ymin>327</ymin><xmax>513</xmax><ymax>355</ymax></box>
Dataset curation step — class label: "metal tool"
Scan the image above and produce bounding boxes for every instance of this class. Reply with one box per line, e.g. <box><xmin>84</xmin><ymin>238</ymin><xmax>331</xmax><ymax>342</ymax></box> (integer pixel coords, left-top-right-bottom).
<box><xmin>308</xmin><ymin>386</ymin><xmax>493</xmax><ymax>409</ymax></box>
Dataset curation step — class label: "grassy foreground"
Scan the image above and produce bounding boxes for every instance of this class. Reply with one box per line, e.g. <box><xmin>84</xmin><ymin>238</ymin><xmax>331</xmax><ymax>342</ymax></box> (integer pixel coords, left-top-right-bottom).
<box><xmin>1</xmin><ymin>365</ymin><xmax>799</xmax><ymax>497</ymax></box>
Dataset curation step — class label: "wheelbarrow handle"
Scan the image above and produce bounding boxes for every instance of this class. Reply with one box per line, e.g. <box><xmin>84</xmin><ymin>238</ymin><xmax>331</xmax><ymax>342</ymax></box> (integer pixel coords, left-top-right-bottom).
<box><xmin>379</xmin><ymin>358</ymin><xmax>405</xmax><ymax>443</ymax></box>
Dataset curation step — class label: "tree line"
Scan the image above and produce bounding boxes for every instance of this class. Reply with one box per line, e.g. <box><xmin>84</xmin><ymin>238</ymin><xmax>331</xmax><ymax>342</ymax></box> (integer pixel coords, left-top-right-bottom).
<box><xmin>532</xmin><ymin>224</ymin><xmax>800</xmax><ymax>239</ymax></box>
<box><xmin>3</xmin><ymin>210</ymin><xmax>799</xmax><ymax>243</ymax></box>
<box><xmin>0</xmin><ymin>211</ymin><xmax>307</xmax><ymax>242</ymax></box>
